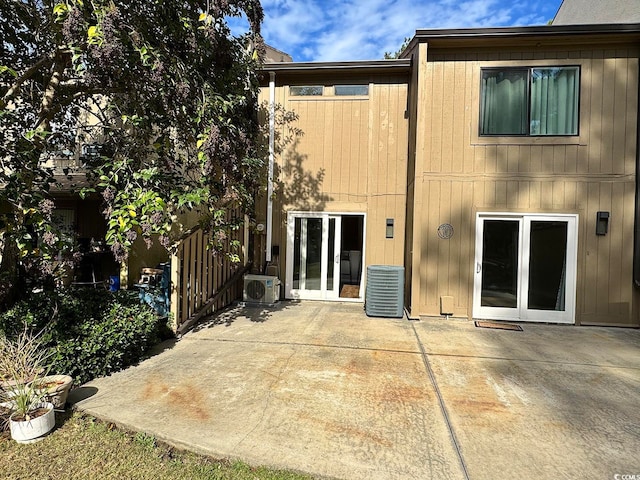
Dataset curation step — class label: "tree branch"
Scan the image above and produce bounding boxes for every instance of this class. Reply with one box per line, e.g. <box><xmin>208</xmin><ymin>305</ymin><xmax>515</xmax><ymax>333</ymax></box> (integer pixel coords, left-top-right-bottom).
<box><xmin>35</xmin><ymin>49</ymin><xmax>72</xmax><ymax>136</ymax></box>
<box><xmin>1</xmin><ymin>54</ymin><xmax>55</xmax><ymax>108</ymax></box>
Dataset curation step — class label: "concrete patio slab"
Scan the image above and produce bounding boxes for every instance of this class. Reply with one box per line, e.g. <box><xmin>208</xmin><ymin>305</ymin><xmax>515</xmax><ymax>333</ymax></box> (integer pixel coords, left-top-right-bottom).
<box><xmin>71</xmin><ymin>302</ymin><xmax>465</xmax><ymax>480</ymax></box>
<box><xmin>70</xmin><ymin>302</ymin><xmax>640</xmax><ymax>479</ymax></box>
<box><xmin>413</xmin><ymin>318</ymin><xmax>640</xmax><ymax>480</ymax></box>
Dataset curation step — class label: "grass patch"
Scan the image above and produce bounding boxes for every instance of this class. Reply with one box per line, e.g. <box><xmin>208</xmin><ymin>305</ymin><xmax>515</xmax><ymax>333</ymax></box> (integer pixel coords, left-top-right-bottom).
<box><xmin>0</xmin><ymin>412</ymin><xmax>314</xmax><ymax>480</ymax></box>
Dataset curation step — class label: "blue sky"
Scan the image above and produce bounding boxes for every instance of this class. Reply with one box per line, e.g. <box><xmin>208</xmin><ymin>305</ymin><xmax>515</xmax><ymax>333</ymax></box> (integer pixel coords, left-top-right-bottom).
<box><xmin>231</xmin><ymin>0</ymin><xmax>564</xmax><ymax>62</ymax></box>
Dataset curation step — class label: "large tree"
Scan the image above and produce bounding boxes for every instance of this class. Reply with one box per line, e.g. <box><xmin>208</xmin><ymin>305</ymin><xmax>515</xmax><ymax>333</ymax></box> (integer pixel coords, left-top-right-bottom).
<box><xmin>0</xmin><ymin>0</ymin><xmax>264</xmax><ymax>307</ymax></box>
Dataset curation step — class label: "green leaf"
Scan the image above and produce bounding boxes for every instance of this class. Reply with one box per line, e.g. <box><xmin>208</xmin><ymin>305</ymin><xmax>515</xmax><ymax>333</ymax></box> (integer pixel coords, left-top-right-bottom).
<box><xmin>53</xmin><ymin>3</ymin><xmax>68</xmax><ymax>16</ymax></box>
<box><xmin>0</xmin><ymin>65</ymin><xmax>18</xmax><ymax>78</ymax></box>
<box><xmin>87</xmin><ymin>26</ymin><xmax>98</xmax><ymax>40</ymax></box>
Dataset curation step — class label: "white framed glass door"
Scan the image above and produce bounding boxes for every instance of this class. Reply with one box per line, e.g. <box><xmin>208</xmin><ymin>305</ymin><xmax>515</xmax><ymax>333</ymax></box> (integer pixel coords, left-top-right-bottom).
<box><xmin>286</xmin><ymin>213</ymin><xmax>341</xmax><ymax>300</ymax></box>
<box><xmin>473</xmin><ymin>213</ymin><xmax>578</xmax><ymax>324</ymax></box>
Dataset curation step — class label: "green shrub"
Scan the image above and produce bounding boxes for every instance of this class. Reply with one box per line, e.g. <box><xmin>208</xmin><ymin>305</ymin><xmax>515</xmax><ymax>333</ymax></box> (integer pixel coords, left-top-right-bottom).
<box><xmin>0</xmin><ymin>288</ymin><xmax>171</xmax><ymax>384</ymax></box>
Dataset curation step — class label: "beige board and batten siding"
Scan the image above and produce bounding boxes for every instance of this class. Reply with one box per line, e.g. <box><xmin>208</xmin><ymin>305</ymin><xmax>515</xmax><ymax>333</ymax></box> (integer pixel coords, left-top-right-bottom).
<box><xmin>408</xmin><ymin>42</ymin><xmax>639</xmax><ymax>326</ymax></box>
<box><xmin>259</xmin><ymin>70</ymin><xmax>409</xmax><ymax>281</ymax></box>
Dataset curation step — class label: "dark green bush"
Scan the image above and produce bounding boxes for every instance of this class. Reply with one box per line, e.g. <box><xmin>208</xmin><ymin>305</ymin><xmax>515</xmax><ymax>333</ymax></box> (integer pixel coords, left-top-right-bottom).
<box><xmin>0</xmin><ymin>288</ymin><xmax>171</xmax><ymax>384</ymax></box>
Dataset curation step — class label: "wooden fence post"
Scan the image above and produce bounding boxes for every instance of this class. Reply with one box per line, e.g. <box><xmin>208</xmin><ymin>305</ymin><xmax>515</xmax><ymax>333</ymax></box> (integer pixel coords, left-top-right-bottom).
<box><xmin>169</xmin><ymin>249</ymin><xmax>180</xmax><ymax>333</ymax></box>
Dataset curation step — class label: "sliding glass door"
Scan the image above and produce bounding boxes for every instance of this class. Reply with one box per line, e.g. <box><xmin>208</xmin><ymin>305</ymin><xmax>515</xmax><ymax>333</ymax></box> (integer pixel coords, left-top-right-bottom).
<box><xmin>473</xmin><ymin>214</ymin><xmax>577</xmax><ymax>323</ymax></box>
<box><xmin>286</xmin><ymin>213</ymin><xmax>341</xmax><ymax>300</ymax></box>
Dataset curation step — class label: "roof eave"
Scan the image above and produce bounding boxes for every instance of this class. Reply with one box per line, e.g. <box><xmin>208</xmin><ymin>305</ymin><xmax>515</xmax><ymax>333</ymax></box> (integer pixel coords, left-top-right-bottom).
<box><xmin>400</xmin><ymin>23</ymin><xmax>640</xmax><ymax>55</ymax></box>
<box><xmin>261</xmin><ymin>59</ymin><xmax>412</xmax><ymax>75</ymax></box>
<box><xmin>415</xmin><ymin>22</ymin><xmax>640</xmax><ymax>39</ymax></box>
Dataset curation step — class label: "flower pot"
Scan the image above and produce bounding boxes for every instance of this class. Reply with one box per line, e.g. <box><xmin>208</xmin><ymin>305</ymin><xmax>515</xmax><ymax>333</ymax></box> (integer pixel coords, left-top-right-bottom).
<box><xmin>0</xmin><ymin>376</ymin><xmax>32</xmax><ymax>394</ymax></box>
<box><xmin>9</xmin><ymin>402</ymin><xmax>55</xmax><ymax>443</ymax></box>
<box><xmin>1</xmin><ymin>378</ymin><xmax>23</xmax><ymax>389</ymax></box>
<box><xmin>0</xmin><ymin>378</ymin><xmax>23</xmax><ymax>404</ymax></box>
<box><xmin>1</xmin><ymin>388</ymin><xmax>40</xmax><ymax>412</ymax></box>
<box><xmin>32</xmin><ymin>375</ymin><xmax>73</xmax><ymax>410</ymax></box>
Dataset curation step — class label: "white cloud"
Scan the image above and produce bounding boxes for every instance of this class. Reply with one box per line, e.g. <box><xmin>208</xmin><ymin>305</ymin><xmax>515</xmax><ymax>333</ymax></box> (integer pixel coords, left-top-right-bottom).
<box><xmin>260</xmin><ymin>0</ymin><xmax>562</xmax><ymax>62</ymax></box>
<box><xmin>261</xmin><ymin>0</ymin><xmax>330</xmax><ymax>52</ymax></box>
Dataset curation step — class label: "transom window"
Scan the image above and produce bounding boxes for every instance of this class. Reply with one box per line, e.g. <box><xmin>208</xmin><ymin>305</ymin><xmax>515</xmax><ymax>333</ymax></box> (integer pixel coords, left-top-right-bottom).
<box><xmin>290</xmin><ymin>86</ymin><xmax>323</xmax><ymax>96</ymax></box>
<box><xmin>480</xmin><ymin>66</ymin><xmax>579</xmax><ymax>136</ymax></box>
<box><xmin>334</xmin><ymin>85</ymin><xmax>368</xmax><ymax>96</ymax></box>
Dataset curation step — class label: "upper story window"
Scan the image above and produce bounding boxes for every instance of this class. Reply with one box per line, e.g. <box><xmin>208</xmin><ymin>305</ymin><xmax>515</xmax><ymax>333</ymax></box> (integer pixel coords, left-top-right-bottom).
<box><xmin>334</xmin><ymin>85</ymin><xmax>368</xmax><ymax>96</ymax></box>
<box><xmin>480</xmin><ymin>66</ymin><xmax>579</xmax><ymax>136</ymax></box>
<box><xmin>290</xmin><ymin>86</ymin><xmax>323</xmax><ymax>96</ymax></box>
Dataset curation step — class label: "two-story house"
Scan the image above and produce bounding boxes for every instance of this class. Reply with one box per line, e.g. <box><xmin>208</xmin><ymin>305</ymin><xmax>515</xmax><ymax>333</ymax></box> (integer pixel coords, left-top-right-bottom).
<box><xmin>259</xmin><ymin>23</ymin><xmax>640</xmax><ymax>327</ymax></box>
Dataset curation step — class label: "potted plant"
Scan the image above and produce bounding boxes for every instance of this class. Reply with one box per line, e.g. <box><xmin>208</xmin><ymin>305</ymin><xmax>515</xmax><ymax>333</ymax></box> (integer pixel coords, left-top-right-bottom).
<box><xmin>0</xmin><ymin>330</ymin><xmax>56</xmax><ymax>443</ymax></box>
<box><xmin>0</xmin><ymin>331</ymin><xmax>45</xmax><ymax>389</ymax></box>
<box><xmin>6</xmin><ymin>383</ymin><xmax>55</xmax><ymax>443</ymax></box>
<box><xmin>31</xmin><ymin>374</ymin><xmax>74</xmax><ymax>410</ymax></box>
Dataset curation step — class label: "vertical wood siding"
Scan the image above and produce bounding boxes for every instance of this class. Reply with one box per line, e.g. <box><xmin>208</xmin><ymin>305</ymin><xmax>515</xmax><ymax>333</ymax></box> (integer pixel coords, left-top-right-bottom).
<box><xmin>260</xmin><ymin>77</ymin><xmax>409</xmax><ymax>278</ymax></box>
<box><xmin>412</xmin><ymin>47</ymin><xmax>639</xmax><ymax>325</ymax></box>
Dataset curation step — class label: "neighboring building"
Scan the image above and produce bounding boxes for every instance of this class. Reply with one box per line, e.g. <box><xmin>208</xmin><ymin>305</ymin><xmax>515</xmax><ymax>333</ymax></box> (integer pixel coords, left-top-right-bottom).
<box><xmin>553</xmin><ymin>0</ymin><xmax>640</xmax><ymax>24</ymax></box>
<box><xmin>264</xmin><ymin>44</ymin><xmax>293</xmax><ymax>63</ymax></box>
<box><xmin>259</xmin><ymin>23</ymin><xmax>640</xmax><ymax>327</ymax></box>
<box><xmin>44</xmin><ymin>158</ymin><xmax>174</xmax><ymax>290</ymax></box>
<box><xmin>41</xmin><ymin>42</ymin><xmax>292</xmax><ymax>290</ymax></box>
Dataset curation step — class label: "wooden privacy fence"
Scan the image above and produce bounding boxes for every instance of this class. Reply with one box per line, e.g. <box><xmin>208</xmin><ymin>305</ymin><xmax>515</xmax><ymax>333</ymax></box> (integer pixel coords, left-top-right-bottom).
<box><xmin>169</xmin><ymin>220</ymin><xmax>249</xmax><ymax>334</ymax></box>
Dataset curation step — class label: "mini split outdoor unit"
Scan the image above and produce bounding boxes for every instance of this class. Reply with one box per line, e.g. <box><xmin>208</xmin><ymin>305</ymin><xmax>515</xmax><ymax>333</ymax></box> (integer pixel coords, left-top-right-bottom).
<box><xmin>365</xmin><ymin>265</ymin><xmax>405</xmax><ymax>318</ymax></box>
<box><xmin>243</xmin><ymin>274</ymin><xmax>281</xmax><ymax>305</ymax></box>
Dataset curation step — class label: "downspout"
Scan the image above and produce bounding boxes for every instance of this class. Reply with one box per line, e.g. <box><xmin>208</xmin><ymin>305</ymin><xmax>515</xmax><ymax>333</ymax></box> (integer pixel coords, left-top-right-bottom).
<box><xmin>635</xmin><ymin>59</ymin><xmax>640</xmax><ymax>288</ymax></box>
<box><xmin>266</xmin><ymin>71</ymin><xmax>275</xmax><ymax>264</ymax></box>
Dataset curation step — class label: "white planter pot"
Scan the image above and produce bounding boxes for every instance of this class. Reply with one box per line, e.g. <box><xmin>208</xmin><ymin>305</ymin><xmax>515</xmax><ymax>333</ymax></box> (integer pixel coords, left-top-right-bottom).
<box><xmin>9</xmin><ymin>402</ymin><xmax>55</xmax><ymax>443</ymax></box>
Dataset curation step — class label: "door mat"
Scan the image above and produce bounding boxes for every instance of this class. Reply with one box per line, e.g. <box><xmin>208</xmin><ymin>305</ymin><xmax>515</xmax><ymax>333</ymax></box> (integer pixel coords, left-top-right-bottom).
<box><xmin>340</xmin><ymin>284</ymin><xmax>360</xmax><ymax>298</ymax></box>
<box><xmin>474</xmin><ymin>320</ymin><xmax>523</xmax><ymax>331</ymax></box>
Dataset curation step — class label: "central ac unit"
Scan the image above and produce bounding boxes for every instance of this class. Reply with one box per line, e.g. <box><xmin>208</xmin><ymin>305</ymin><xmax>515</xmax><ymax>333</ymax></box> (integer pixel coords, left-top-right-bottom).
<box><xmin>365</xmin><ymin>265</ymin><xmax>405</xmax><ymax>318</ymax></box>
<box><xmin>243</xmin><ymin>274</ymin><xmax>280</xmax><ymax>304</ymax></box>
